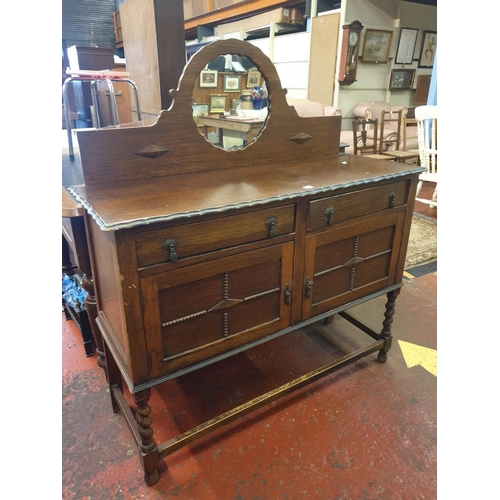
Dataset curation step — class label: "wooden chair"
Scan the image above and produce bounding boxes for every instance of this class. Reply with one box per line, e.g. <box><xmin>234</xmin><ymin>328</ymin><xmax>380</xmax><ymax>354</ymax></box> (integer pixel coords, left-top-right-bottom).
<box><xmin>403</xmin><ymin>114</ymin><xmax>420</xmax><ymax>160</ymax></box>
<box><xmin>352</xmin><ymin>118</ymin><xmax>390</xmax><ymax>160</ymax></box>
<box><xmin>379</xmin><ymin>109</ymin><xmax>420</xmax><ymax>163</ymax></box>
<box><xmin>414</xmin><ymin>105</ymin><xmax>438</xmax><ymax>207</ymax></box>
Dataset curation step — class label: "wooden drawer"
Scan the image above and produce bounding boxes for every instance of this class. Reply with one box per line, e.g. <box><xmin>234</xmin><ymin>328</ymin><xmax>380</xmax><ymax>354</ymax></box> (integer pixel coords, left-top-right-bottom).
<box><xmin>307</xmin><ymin>180</ymin><xmax>408</xmax><ymax>231</ymax></box>
<box><xmin>135</xmin><ymin>204</ymin><xmax>296</xmax><ymax>267</ymax></box>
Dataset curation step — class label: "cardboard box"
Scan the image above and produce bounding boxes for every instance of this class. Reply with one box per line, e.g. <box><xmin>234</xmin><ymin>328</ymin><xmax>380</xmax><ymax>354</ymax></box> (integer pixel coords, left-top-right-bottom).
<box><xmin>290</xmin><ymin>8</ymin><xmax>304</xmax><ymax>25</ymax></box>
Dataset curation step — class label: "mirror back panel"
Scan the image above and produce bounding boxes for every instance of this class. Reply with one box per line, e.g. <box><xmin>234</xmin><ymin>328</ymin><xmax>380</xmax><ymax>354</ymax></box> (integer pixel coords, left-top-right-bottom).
<box><xmin>75</xmin><ymin>38</ymin><xmax>341</xmax><ymax>188</ymax></box>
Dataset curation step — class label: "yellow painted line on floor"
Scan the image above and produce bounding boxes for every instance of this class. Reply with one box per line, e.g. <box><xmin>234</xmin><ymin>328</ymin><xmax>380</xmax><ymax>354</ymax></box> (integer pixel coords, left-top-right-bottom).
<box><xmin>398</xmin><ymin>340</ymin><xmax>437</xmax><ymax>377</ymax></box>
<box><xmin>403</xmin><ymin>271</ymin><xmax>415</xmax><ymax>279</ymax></box>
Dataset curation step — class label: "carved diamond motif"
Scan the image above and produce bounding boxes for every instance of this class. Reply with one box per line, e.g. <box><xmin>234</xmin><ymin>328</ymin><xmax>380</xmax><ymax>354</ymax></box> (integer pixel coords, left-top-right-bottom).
<box><xmin>342</xmin><ymin>256</ymin><xmax>365</xmax><ymax>268</ymax></box>
<box><xmin>134</xmin><ymin>144</ymin><xmax>170</xmax><ymax>158</ymax></box>
<box><xmin>208</xmin><ymin>298</ymin><xmax>243</xmax><ymax>313</ymax></box>
<box><xmin>290</xmin><ymin>132</ymin><xmax>313</xmax><ymax>144</ymax></box>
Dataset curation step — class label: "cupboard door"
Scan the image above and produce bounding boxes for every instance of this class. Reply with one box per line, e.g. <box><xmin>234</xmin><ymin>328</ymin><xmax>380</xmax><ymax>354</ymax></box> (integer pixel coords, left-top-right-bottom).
<box><xmin>302</xmin><ymin>210</ymin><xmax>405</xmax><ymax>319</ymax></box>
<box><xmin>141</xmin><ymin>242</ymin><xmax>294</xmax><ymax>377</ymax></box>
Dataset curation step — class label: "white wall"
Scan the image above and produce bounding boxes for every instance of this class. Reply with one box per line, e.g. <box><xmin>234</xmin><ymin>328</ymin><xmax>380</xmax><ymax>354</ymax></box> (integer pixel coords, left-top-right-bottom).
<box><xmin>338</xmin><ymin>0</ymin><xmax>437</xmax><ymax>130</ymax></box>
<box><xmin>257</xmin><ymin>32</ymin><xmax>311</xmax><ymax>101</ymax></box>
<box><xmin>220</xmin><ymin>30</ymin><xmax>311</xmax><ymax>101</ymax></box>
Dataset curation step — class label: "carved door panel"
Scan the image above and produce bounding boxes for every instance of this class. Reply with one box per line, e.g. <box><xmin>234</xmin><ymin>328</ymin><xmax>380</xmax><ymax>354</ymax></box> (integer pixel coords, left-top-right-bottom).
<box><xmin>141</xmin><ymin>242</ymin><xmax>294</xmax><ymax>378</ymax></box>
<box><xmin>302</xmin><ymin>210</ymin><xmax>405</xmax><ymax>320</ymax></box>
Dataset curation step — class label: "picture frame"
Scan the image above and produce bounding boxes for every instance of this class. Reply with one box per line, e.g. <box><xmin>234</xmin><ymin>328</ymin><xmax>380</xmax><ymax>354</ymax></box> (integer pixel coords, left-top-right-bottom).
<box><xmin>199</xmin><ymin>69</ymin><xmax>218</xmax><ymax>88</ymax></box>
<box><xmin>389</xmin><ymin>69</ymin><xmax>416</xmax><ymax>90</ymax></box>
<box><xmin>192</xmin><ymin>103</ymin><xmax>209</xmax><ymax>126</ymax></box>
<box><xmin>413</xmin><ymin>74</ymin><xmax>431</xmax><ymax>106</ymax></box>
<box><xmin>361</xmin><ymin>29</ymin><xmax>393</xmax><ymax>63</ymax></box>
<box><xmin>395</xmin><ymin>28</ymin><xmax>418</xmax><ymax>64</ymax></box>
<box><xmin>209</xmin><ymin>94</ymin><xmax>227</xmax><ymax>113</ymax></box>
<box><xmin>418</xmin><ymin>31</ymin><xmax>437</xmax><ymax>68</ymax></box>
<box><xmin>223</xmin><ymin>74</ymin><xmax>241</xmax><ymax>92</ymax></box>
<box><xmin>246</xmin><ymin>70</ymin><xmax>261</xmax><ymax>88</ymax></box>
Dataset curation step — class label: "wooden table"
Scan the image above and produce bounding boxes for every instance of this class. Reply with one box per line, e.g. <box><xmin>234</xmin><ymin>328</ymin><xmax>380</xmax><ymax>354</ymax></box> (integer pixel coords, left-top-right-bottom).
<box><xmin>198</xmin><ymin>114</ymin><xmax>265</xmax><ymax>146</ymax></box>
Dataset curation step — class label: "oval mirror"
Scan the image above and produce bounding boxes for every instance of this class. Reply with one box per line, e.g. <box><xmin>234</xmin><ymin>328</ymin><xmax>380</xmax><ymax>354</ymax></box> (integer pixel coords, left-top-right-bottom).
<box><xmin>192</xmin><ymin>54</ymin><xmax>269</xmax><ymax>150</ymax></box>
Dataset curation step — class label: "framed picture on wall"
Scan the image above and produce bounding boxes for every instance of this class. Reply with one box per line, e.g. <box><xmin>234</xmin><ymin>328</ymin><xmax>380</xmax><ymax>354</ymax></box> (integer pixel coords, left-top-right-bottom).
<box><xmin>390</xmin><ymin>69</ymin><xmax>416</xmax><ymax>89</ymax></box>
<box><xmin>223</xmin><ymin>74</ymin><xmax>241</xmax><ymax>92</ymax></box>
<box><xmin>418</xmin><ymin>31</ymin><xmax>437</xmax><ymax>68</ymax></box>
<box><xmin>199</xmin><ymin>69</ymin><xmax>218</xmax><ymax>88</ymax></box>
<box><xmin>361</xmin><ymin>29</ymin><xmax>393</xmax><ymax>63</ymax></box>
<box><xmin>413</xmin><ymin>74</ymin><xmax>431</xmax><ymax>105</ymax></box>
<box><xmin>192</xmin><ymin>103</ymin><xmax>209</xmax><ymax>126</ymax></box>
<box><xmin>246</xmin><ymin>70</ymin><xmax>261</xmax><ymax>88</ymax></box>
<box><xmin>395</xmin><ymin>28</ymin><xmax>418</xmax><ymax>64</ymax></box>
<box><xmin>210</xmin><ymin>94</ymin><xmax>227</xmax><ymax>113</ymax></box>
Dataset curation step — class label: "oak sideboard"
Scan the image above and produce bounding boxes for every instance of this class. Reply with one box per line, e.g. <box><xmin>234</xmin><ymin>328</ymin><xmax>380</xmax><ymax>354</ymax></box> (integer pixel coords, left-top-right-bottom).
<box><xmin>68</xmin><ymin>38</ymin><xmax>424</xmax><ymax>485</ymax></box>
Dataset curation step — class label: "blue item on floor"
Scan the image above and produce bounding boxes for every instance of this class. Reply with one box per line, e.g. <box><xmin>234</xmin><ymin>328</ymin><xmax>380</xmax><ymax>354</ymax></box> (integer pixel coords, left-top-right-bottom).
<box><xmin>62</xmin><ymin>274</ymin><xmax>88</xmax><ymax>312</ymax></box>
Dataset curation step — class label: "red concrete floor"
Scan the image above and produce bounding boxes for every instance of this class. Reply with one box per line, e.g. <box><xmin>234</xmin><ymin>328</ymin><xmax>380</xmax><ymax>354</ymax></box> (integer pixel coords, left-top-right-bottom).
<box><xmin>62</xmin><ymin>270</ymin><xmax>437</xmax><ymax>499</ymax></box>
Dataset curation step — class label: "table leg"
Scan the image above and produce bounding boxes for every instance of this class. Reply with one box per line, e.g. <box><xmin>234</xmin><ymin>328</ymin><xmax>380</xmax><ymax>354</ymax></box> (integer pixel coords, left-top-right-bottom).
<box><xmin>134</xmin><ymin>389</ymin><xmax>160</xmax><ymax>486</ymax></box>
<box><xmin>377</xmin><ymin>288</ymin><xmax>400</xmax><ymax>363</ymax></box>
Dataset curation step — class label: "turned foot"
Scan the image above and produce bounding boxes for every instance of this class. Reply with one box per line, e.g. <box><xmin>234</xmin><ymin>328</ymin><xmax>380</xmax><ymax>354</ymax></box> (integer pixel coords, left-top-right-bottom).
<box><xmin>145</xmin><ymin>469</ymin><xmax>159</xmax><ymax>486</ymax></box>
<box><xmin>377</xmin><ymin>350</ymin><xmax>387</xmax><ymax>363</ymax></box>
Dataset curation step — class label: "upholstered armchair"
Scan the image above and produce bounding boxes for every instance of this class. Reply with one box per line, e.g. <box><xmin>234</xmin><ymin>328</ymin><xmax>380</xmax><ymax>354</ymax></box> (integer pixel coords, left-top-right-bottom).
<box><xmin>289</xmin><ymin>99</ymin><xmax>342</xmax><ymax>118</ymax></box>
<box><xmin>353</xmin><ymin>101</ymin><xmax>418</xmax><ymax>151</ymax></box>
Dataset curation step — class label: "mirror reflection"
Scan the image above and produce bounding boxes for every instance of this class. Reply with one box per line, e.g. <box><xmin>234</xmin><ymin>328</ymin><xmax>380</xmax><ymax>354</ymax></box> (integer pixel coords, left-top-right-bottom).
<box><xmin>192</xmin><ymin>54</ymin><xmax>269</xmax><ymax>150</ymax></box>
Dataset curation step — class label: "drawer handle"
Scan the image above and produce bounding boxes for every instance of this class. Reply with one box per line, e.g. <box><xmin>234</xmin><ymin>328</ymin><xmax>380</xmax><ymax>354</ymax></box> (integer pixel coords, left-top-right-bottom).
<box><xmin>305</xmin><ymin>277</ymin><xmax>313</xmax><ymax>298</ymax></box>
<box><xmin>388</xmin><ymin>190</ymin><xmax>396</xmax><ymax>208</ymax></box>
<box><xmin>265</xmin><ymin>217</ymin><xmax>277</xmax><ymax>239</ymax></box>
<box><xmin>324</xmin><ymin>207</ymin><xmax>335</xmax><ymax>226</ymax></box>
<box><xmin>284</xmin><ymin>284</ymin><xmax>291</xmax><ymax>306</ymax></box>
<box><xmin>162</xmin><ymin>238</ymin><xmax>179</xmax><ymax>263</ymax></box>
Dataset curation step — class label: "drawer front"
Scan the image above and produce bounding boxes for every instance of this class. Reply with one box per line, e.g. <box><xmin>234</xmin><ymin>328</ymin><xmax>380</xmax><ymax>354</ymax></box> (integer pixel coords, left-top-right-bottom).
<box><xmin>307</xmin><ymin>180</ymin><xmax>408</xmax><ymax>231</ymax></box>
<box><xmin>135</xmin><ymin>204</ymin><xmax>296</xmax><ymax>267</ymax></box>
<box><xmin>141</xmin><ymin>242</ymin><xmax>294</xmax><ymax>377</ymax></box>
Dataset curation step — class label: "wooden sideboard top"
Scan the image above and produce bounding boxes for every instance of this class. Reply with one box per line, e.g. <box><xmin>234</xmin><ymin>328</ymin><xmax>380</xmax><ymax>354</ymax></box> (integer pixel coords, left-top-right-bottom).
<box><xmin>69</xmin><ymin>154</ymin><xmax>424</xmax><ymax>230</ymax></box>
<box><xmin>70</xmin><ymin>39</ymin><xmax>424</xmax><ymax>231</ymax></box>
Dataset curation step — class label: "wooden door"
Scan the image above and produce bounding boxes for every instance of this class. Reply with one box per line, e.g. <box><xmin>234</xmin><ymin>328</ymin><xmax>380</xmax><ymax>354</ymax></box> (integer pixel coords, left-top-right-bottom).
<box><xmin>302</xmin><ymin>210</ymin><xmax>405</xmax><ymax>320</ymax></box>
<box><xmin>141</xmin><ymin>242</ymin><xmax>294</xmax><ymax>378</ymax></box>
